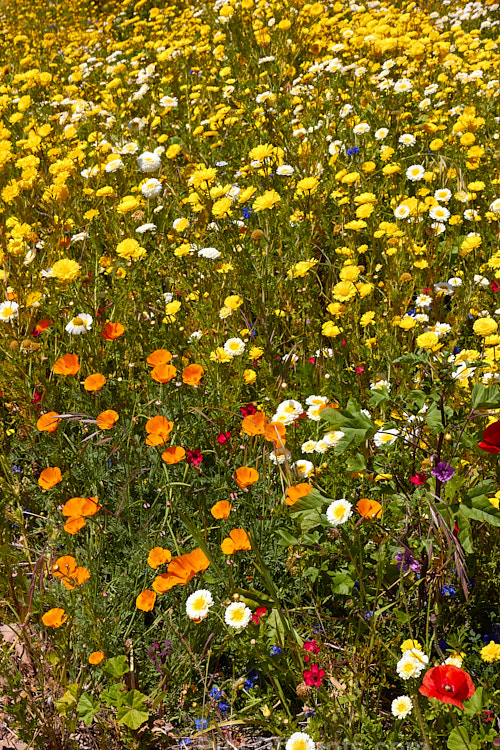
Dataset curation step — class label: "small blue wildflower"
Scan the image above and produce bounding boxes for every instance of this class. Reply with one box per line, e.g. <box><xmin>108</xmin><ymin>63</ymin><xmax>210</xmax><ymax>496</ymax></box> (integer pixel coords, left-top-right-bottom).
<box><xmin>270</xmin><ymin>645</ymin><xmax>282</xmax><ymax>656</ymax></box>
<box><xmin>210</xmin><ymin>686</ymin><xmax>223</xmax><ymax>699</ymax></box>
<box><xmin>242</xmin><ymin>207</ymin><xmax>253</xmax><ymax>219</ymax></box>
<box><xmin>194</xmin><ymin>718</ymin><xmax>208</xmax><ymax>731</ymax></box>
<box><xmin>244</xmin><ymin>668</ymin><xmax>258</xmax><ymax>690</ymax></box>
<box><xmin>453</xmin><ymin>346</ymin><xmax>461</xmax><ymax>355</ymax></box>
<box><xmin>347</xmin><ymin>147</ymin><xmax>359</xmax><ymax>156</ymax></box>
<box><xmin>441</xmin><ymin>585</ymin><xmax>456</xmax><ymax>597</ymax></box>
<box><xmin>218</xmin><ymin>700</ymin><xmax>230</xmax><ymax>715</ymax></box>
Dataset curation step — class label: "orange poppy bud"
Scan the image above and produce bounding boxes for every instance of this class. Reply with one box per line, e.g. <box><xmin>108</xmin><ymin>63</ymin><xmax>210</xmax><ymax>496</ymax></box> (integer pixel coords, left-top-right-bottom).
<box><xmin>182</xmin><ymin>364</ymin><xmax>204</xmax><ymax>386</ymax></box>
<box><xmin>234</xmin><ymin>466</ymin><xmax>259</xmax><ymax>489</ymax></box>
<box><xmin>356</xmin><ymin>498</ymin><xmax>382</xmax><ymax>519</ymax></box>
<box><xmin>147</xmin><ymin>349</ymin><xmax>172</xmax><ymax>367</ymax></box>
<box><xmin>285</xmin><ymin>483</ymin><xmax>312</xmax><ymax>506</ymax></box>
<box><xmin>84</xmin><ymin>373</ymin><xmax>106</xmax><ymax>392</ymax></box>
<box><xmin>96</xmin><ymin>410</ymin><xmax>119</xmax><ymax>430</ymax></box>
<box><xmin>88</xmin><ymin>651</ymin><xmax>105</xmax><ymax>665</ymax></box>
<box><xmin>241</xmin><ymin>412</ymin><xmax>268</xmax><ymax>436</ymax></box>
<box><xmin>38</xmin><ymin>466</ymin><xmax>62</xmax><ymax>489</ymax></box>
<box><xmin>53</xmin><ymin>353</ymin><xmax>80</xmax><ymax>376</ymax></box>
<box><xmin>42</xmin><ymin>608</ymin><xmax>68</xmax><ymax>628</ymax></box>
<box><xmin>147</xmin><ymin>547</ymin><xmax>172</xmax><ymax>569</ymax></box>
<box><xmin>136</xmin><ymin>589</ymin><xmax>156</xmax><ymax>611</ymax></box>
<box><xmin>36</xmin><ymin>412</ymin><xmax>61</xmax><ymax>433</ymax></box>
<box><xmin>211</xmin><ymin>500</ymin><xmax>231</xmax><ymax>519</ymax></box>
<box><xmin>151</xmin><ymin>364</ymin><xmax>177</xmax><ymax>384</ymax></box>
<box><xmin>221</xmin><ymin>528</ymin><xmax>251</xmax><ymax>554</ymax></box>
<box><xmin>101</xmin><ymin>322</ymin><xmax>124</xmax><ymax>341</ymax></box>
<box><xmin>161</xmin><ymin>446</ymin><xmax>186</xmax><ymax>464</ymax></box>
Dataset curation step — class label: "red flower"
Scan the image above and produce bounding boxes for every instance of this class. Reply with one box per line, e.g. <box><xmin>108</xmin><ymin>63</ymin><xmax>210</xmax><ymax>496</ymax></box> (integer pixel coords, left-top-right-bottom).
<box><xmin>186</xmin><ymin>449</ymin><xmax>203</xmax><ymax>467</ymax></box>
<box><xmin>410</xmin><ymin>472</ymin><xmax>427</xmax><ymax>485</ymax></box>
<box><xmin>252</xmin><ymin>606</ymin><xmax>267</xmax><ymax>625</ymax></box>
<box><xmin>303</xmin><ymin>639</ymin><xmax>320</xmax><ymax>654</ymax></box>
<box><xmin>419</xmin><ymin>665</ymin><xmax>475</xmax><ymax>710</ymax></box>
<box><xmin>240</xmin><ymin>403</ymin><xmax>257</xmax><ymax>417</ymax></box>
<box><xmin>217</xmin><ymin>432</ymin><xmax>231</xmax><ymax>445</ymax></box>
<box><xmin>303</xmin><ymin>663</ymin><xmax>326</xmax><ymax>687</ymax></box>
<box><xmin>478</xmin><ymin>421</ymin><xmax>500</xmax><ymax>454</ymax></box>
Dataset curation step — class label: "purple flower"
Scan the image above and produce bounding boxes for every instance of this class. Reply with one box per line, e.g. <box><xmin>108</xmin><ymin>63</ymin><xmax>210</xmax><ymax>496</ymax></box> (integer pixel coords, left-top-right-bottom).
<box><xmin>431</xmin><ymin>462</ymin><xmax>455</xmax><ymax>482</ymax></box>
<box><xmin>395</xmin><ymin>549</ymin><xmax>421</xmax><ymax>573</ymax></box>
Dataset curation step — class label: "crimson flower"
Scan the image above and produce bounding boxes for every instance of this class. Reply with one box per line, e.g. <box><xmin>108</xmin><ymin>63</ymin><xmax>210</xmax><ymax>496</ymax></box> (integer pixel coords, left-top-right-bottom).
<box><xmin>478</xmin><ymin>421</ymin><xmax>500</xmax><ymax>454</ymax></box>
<box><xmin>217</xmin><ymin>432</ymin><xmax>231</xmax><ymax>445</ymax></box>
<box><xmin>240</xmin><ymin>403</ymin><xmax>257</xmax><ymax>417</ymax></box>
<box><xmin>251</xmin><ymin>606</ymin><xmax>267</xmax><ymax>625</ymax></box>
<box><xmin>186</xmin><ymin>449</ymin><xmax>203</xmax><ymax>467</ymax></box>
<box><xmin>410</xmin><ymin>472</ymin><xmax>427</xmax><ymax>485</ymax></box>
<box><xmin>419</xmin><ymin>665</ymin><xmax>475</xmax><ymax>710</ymax></box>
<box><xmin>303</xmin><ymin>663</ymin><xmax>326</xmax><ymax>687</ymax></box>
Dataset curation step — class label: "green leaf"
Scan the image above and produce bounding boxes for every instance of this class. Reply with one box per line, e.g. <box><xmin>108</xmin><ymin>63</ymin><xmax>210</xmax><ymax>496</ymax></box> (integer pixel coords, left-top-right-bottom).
<box><xmin>77</xmin><ymin>693</ymin><xmax>100</xmax><ymax>727</ymax></box>
<box><xmin>116</xmin><ymin>690</ymin><xmax>149</xmax><ymax>730</ymax></box>
<box><xmin>55</xmin><ymin>683</ymin><xmax>78</xmax><ymax>715</ymax></box>
<box><xmin>329</xmin><ymin>569</ymin><xmax>355</xmax><ymax>595</ymax></box>
<box><xmin>276</xmin><ymin>529</ymin><xmax>300</xmax><ymax>547</ymax></box>
<box><xmin>103</xmin><ymin>655</ymin><xmax>129</xmax><ymax>679</ymax></box>
<box><xmin>471</xmin><ymin>383</ymin><xmax>500</xmax><ymax>409</ymax></box>
<box><xmin>463</xmin><ymin>687</ymin><xmax>483</xmax><ymax>715</ymax></box>
<box><xmin>345</xmin><ymin>453</ymin><xmax>366</xmax><ymax>472</ymax></box>
<box><xmin>233</xmin><ymin>588</ymin><xmax>274</xmax><ymax>608</ymax></box>
<box><xmin>288</xmin><ymin>488</ymin><xmax>329</xmax><ymax>532</ymax></box>
<box><xmin>101</xmin><ymin>683</ymin><xmax>125</xmax><ymax>708</ymax></box>
<box><xmin>447</xmin><ymin>726</ymin><xmax>479</xmax><ymax>750</ymax></box>
<box><xmin>459</xmin><ymin>495</ymin><xmax>500</xmax><ymax>527</ymax></box>
<box><xmin>458</xmin><ymin>516</ymin><xmax>474</xmax><ymax>554</ymax></box>
<box><xmin>368</xmin><ymin>386</ymin><xmax>390</xmax><ymax>407</ymax></box>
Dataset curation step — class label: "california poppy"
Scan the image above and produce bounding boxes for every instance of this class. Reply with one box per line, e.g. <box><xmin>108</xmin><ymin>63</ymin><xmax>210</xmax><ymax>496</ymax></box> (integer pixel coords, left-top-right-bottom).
<box><xmin>221</xmin><ymin>528</ymin><xmax>251</xmax><ymax>554</ymax></box>
<box><xmin>264</xmin><ymin>421</ymin><xmax>286</xmax><ymax>444</ymax></box>
<box><xmin>147</xmin><ymin>349</ymin><xmax>172</xmax><ymax>367</ymax></box>
<box><xmin>145</xmin><ymin>415</ymin><xmax>173</xmax><ymax>446</ymax></box>
<box><xmin>84</xmin><ymin>373</ymin><xmax>106</xmax><ymax>392</ymax></box>
<box><xmin>356</xmin><ymin>498</ymin><xmax>382</xmax><ymax>519</ymax></box>
<box><xmin>153</xmin><ymin>548</ymin><xmax>210</xmax><ymax>593</ymax></box>
<box><xmin>182</xmin><ymin>364</ymin><xmax>204</xmax><ymax>386</ymax></box>
<box><xmin>62</xmin><ymin>496</ymin><xmax>101</xmax><ymax>517</ymax></box>
<box><xmin>42</xmin><ymin>608</ymin><xmax>68</xmax><ymax>628</ymax></box>
<box><xmin>234</xmin><ymin>466</ymin><xmax>259</xmax><ymax>489</ymax></box>
<box><xmin>241</xmin><ymin>411</ymin><xmax>268</xmax><ymax>436</ymax></box>
<box><xmin>136</xmin><ymin>589</ymin><xmax>156</xmax><ymax>612</ymax></box>
<box><xmin>419</xmin><ymin>665</ymin><xmax>475</xmax><ymax>710</ymax></box>
<box><xmin>96</xmin><ymin>410</ymin><xmax>119</xmax><ymax>430</ymax></box>
<box><xmin>478</xmin><ymin>421</ymin><xmax>500</xmax><ymax>454</ymax></box>
<box><xmin>64</xmin><ymin>516</ymin><xmax>87</xmax><ymax>534</ymax></box>
<box><xmin>161</xmin><ymin>446</ymin><xmax>185</xmax><ymax>464</ymax></box>
<box><xmin>147</xmin><ymin>547</ymin><xmax>172</xmax><ymax>569</ymax></box>
<box><xmin>285</xmin><ymin>483</ymin><xmax>312</xmax><ymax>506</ymax></box>
<box><xmin>211</xmin><ymin>500</ymin><xmax>231</xmax><ymax>519</ymax></box>
<box><xmin>52</xmin><ymin>555</ymin><xmax>77</xmax><ymax>580</ymax></box>
<box><xmin>151</xmin><ymin>363</ymin><xmax>177</xmax><ymax>383</ymax></box>
<box><xmin>38</xmin><ymin>466</ymin><xmax>62</xmax><ymax>489</ymax></box>
<box><xmin>35</xmin><ymin>318</ymin><xmax>52</xmax><ymax>333</ymax></box>
<box><xmin>88</xmin><ymin>651</ymin><xmax>105</xmax><ymax>665</ymax></box>
<box><xmin>101</xmin><ymin>322</ymin><xmax>124</xmax><ymax>340</ymax></box>
<box><xmin>53</xmin><ymin>353</ymin><xmax>80</xmax><ymax>376</ymax></box>
<box><xmin>36</xmin><ymin>412</ymin><xmax>61</xmax><ymax>433</ymax></box>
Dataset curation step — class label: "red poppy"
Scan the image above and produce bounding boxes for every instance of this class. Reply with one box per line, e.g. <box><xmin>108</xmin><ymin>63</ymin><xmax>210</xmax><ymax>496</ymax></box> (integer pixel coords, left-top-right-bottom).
<box><xmin>240</xmin><ymin>403</ymin><xmax>257</xmax><ymax>417</ymax></box>
<box><xmin>410</xmin><ymin>472</ymin><xmax>427</xmax><ymax>485</ymax></box>
<box><xmin>478</xmin><ymin>421</ymin><xmax>500</xmax><ymax>454</ymax></box>
<box><xmin>303</xmin><ymin>663</ymin><xmax>326</xmax><ymax>687</ymax></box>
<box><xmin>419</xmin><ymin>665</ymin><xmax>475</xmax><ymax>710</ymax></box>
<box><xmin>217</xmin><ymin>432</ymin><xmax>231</xmax><ymax>445</ymax></box>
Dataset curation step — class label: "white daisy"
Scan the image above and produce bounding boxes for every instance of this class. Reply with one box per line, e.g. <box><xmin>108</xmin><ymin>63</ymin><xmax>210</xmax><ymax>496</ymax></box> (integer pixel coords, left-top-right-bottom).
<box><xmin>65</xmin><ymin>313</ymin><xmax>93</xmax><ymax>335</ymax></box>
<box><xmin>225</xmin><ymin>601</ymin><xmax>252</xmax><ymax>630</ymax></box>
<box><xmin>391</xmin><ymin>695</ymin><xmax>413</xmax><ymax>719</ymax></box>
<box><xmin>223</xmin><ymin>338</ymin><xmax>245</xmax><ymax>357</ymax></box>
<box><xmin>0</xmin><ymin>300</ymin><xmax>19</xmax><ymax>322</ymax></box>
<box><xmin>185</xmin><ymin>589</ymin><xmax>213</xmax><ymax>622</ymax></box>
<box><xmin>326</xmin><ymin>499</ymin><xmax>353</xmax><ymax>526</ymax></box>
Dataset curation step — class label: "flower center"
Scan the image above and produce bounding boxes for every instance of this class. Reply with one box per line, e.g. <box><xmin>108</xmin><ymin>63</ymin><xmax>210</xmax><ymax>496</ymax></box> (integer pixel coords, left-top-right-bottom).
<box><xmin>73</xmin><ymin>317</ymin><xmax>85</xmax><ymax>326</ymax></box>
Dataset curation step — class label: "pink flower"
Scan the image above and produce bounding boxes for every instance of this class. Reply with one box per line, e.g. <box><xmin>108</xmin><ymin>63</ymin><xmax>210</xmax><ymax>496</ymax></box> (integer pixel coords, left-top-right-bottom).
<box><xmin>410</xmin><ymin>473</ymin><xmax>427</xmax><ymax>485</ymax></box>
<box><xmin>303</xmin><ymin>663</ymin><xmax>326</xmax><ymax>687</ymax></box>
<box><xmin>186</xmin><ymin>449</ymin><xmax>203</xmax><ymax>467</ymax></box>
<box><xmin>217</xmin><ymin>432</ymin><xmax>231</xmax><ymax>445</ymax></box>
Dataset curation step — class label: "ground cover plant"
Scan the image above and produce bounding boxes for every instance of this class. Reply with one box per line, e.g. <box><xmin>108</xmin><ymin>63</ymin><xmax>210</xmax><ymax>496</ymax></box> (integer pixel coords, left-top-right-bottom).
<box><xmin>0</xmin><ymin>0</ymin><xmax>500</xmax><ymax>746</ymax></box>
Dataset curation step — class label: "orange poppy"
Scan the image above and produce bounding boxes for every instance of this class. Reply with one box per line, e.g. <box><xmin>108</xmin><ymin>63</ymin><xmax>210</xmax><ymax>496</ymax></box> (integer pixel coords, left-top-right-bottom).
<box><xmin>264</xmin><ymin>422</ymin><xmax>286</xmax><ymax>444</ymax></box>
<box><xmin>151</xmin><ymin>364</ymin><xmax>177</xmax><ymax>384</ymax></box>
<box><xmin>61</xmin><ymin>566</ymin><xmax>90</xmax><ymax>590</ymax></box>
<box><xmin>84</xmin><ymin>373</ymin><xmax>106</xmax><ymax>392</ymax></box>
<box><xmin>53</xmin><ymin>353</ymin><xmax>80</xmax><ymax>376</ymax></box>
<box><xmin>36</xmin><ymin>412</ymin><xmax>61</xmax><ymax>433</ymax></box>
<box><xmin>211</xmin><ymin>500</ymin><xmax>231</xmax><ymax>519</ymax></box>
<box><xmin>62</xmin><ymin>496</ymin><xmax>101</xmax><ymax>517</ymax></box>
<box><xmin>356</xmin><ymin>498</ymin><xmax>382</xmax><ymax>519</ymax></box>
<box><xmin>153</xmin><ymin>548</ymin><xmax>210</xmax><ymax>594</ymax></box>
<box><xmin>182</xmin><ymin>364</ymin><xmax>204</xmax><ymax>386</ymax></box>
<box><xmin>241</xmin><ymin>411</ymin><xmax>268</xmax><ymax>436</ymax></box>
<box><xmin>88</xmin><ymin>651</ymin><xmax>105</xmax><ymax>665</ymax></box>
<box><xmin>38</xmin><ymin>466</ymin><xmax>62</xmax><ymax>489</ymax></box>
<box><xmin>161</xmin><ymin>446</ymin><xmax>185</xmax><ymax>464</ymax></box>
<box><xmin>52</xmin><ymin>556</ymin><xmax>77</xmax><ymax>579</ymax></box>
<box><xmin>136</xmin><ymin>589</ymin><xmax>156</xmax><ymax>612</ymax></box>
<box><xmin>35</xmin><ymin>318</ymin><xmax>52</xmax><ymax>333</ymax></box>
<box><xmin>96</xmin><ymin>410</ymin><xmax>119</xmax><ymax>430</ymax></box>
<box><xmin>145</xmin><ymin>416</ymin><xmax>173</xmax><ymax>446</ymax></box>
<box><xmin>234</xmin><ymin>466</ymin><xmax>259</xmax><ymax>489</ymax></box>
<box><xmin>147</xmin><ymin>547</ymin><xmax>172</xmax><ymax>569</ymax></box>
<box><xmin>64</xmin><ymin>516</ymin><xmax>87</xmax><ymax>534</ymax></box>
<box><xmin>285</xmin><ymin>483</ymin><xmax>312</xmax><ymax>506</ymax></box>
<box><xmin>147</xmin><ymin>349</ymin><xmax>172</xmax><ymax>367</ymax></box>
<box><xmin>101</xmin><ymin>322</ymin><xmax>124</xmax><ymax>341</ymax></box>
<box><xmin>221</xmin><ymin>528</ymin><xmax>251</xmax><ymax>554</ymax></box>
<box><xmin>42</xmin><ymin>608</ymin><xmax>68</xmax><ymax>628</ymax></box>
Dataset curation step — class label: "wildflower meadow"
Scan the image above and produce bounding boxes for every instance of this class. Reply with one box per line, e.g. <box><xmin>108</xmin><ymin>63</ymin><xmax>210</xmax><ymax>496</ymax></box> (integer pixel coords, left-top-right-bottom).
<box><xmin>1</xmin><ymin>0</ymin><xmax>500</xmax><ymax>746</ymax></box>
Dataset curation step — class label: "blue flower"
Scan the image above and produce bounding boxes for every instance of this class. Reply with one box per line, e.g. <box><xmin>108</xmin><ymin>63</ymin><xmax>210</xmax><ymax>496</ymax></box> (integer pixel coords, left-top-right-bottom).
<box><xmin>453</xmin><ymin>346</ymin><xmax>461</xmax><ymax>355</ymax></box>
<box><xmin>441</xmin><ymin>585</ymin><xmax>456</xmax><ymax>597</ymax></box>
<box><xmin>194</xmin><ymin>718</ymin><xmax>208</xmax><ymax>730</ymax></box>
<box><xmin>270</xmin><ymin>645</ymin><xmax>282</xmax><ymax>656</ymax></box>
<box><xmin>218</xmin><ymin>700</ymin><xmax>230</xmax><ymax>715</ymax></box>
<box><xmin>210</xmin><ymin>686</ymin><xmax>223</xmax><ymax>699</ymax></box>
<box><xmin>242</xmin><ymin>207</ymin><xmax>253</xmax><ymax>219</ymax></box>
<box><xmin>347</xmin><ymin>147</ymin><xmax>359</xmax><ymax>156</ymax></box>
<box><xmin>244</xmin><ymin>668</ymin><xmax>258</xmax><ymax>689</ymax></box>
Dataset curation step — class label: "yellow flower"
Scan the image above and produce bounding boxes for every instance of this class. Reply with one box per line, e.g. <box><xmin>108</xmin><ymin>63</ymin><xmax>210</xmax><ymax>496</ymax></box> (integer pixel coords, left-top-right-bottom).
<box><xmin>117</xmin><ymin>195</ymin><xmax>141</xmax><ymax>214</ymax></box>
<box><xmin>287</xmin><ymin>259</ymin><xmax>318</xmax><ymax>279</ymax></box>
<box><xmin>322</xmin><ymin>321</ymin><xmax>342</xmax><ymax>337</ymax></box>
<box><xmin>416</xmin><ymin>331</ymin><xmax>439</xmax><ymax>350</ymax></box>
<box><xmin>166</xmin><ymin>144</ymin><xmax>181</xmax><ymax>159</ymax></box>
<box><xmin>473</xmin><ymin>318</ymin><xmax>498</xmax><ymax>337</ymax></box>
<box><xmin>252</xmin><ymin>189</ymin><xmax>281</xmax><ymax>212</ymax></box>
<box><xmin>212</xmin><ymin>197</ymin><xmax>232</xmax><ymax>218</ymax></box>
<box><xmin>210</xmin><ymin>346</ymin><xmax>232</xmax><ymax>363</ymax></box>
<box><xmin>243</xmin><ymin>369</ymin><xmax>257</xmax><ymax>384</ymax></box>
<box><xmin>340</xmin><ymin>265</ymin><xmax>360</xmax><ymax>282</ymax></box>
<box><xmin>296</xmin><ymin>176</ymin><xmax>319</xmax><ymax>194</ymax></box>
<box><xmin>116</xmin><ymin>238</ymin><xmax>146</xmax><ymax>260</ymax></box>
<box><xmin>333</xmin><ymin>280</ymin><xmax>357</xmax><ymax>302</ymax></box>
<box><xmin>480</xmin><ymin>642</ymin><xmax>500</xmax><ymax>663</ymax></box>
<box><xmin>249</xmin><ymin>346</ymin><xmax>264</xmax><ymax>359</ymax></box>
<box><xmin>51</xmin><ymin>258</ymin><xmax>80</xmax><ymax>282</ymax></box>
<box><xmin>360</xmin><ymin>311</ymin><xmax>375</xmax><ymax>327</ymax></box>
<box><xmin>224</xmin><ymin>295</ymin><xmax>243</xmax><ymax>310</ymax></box>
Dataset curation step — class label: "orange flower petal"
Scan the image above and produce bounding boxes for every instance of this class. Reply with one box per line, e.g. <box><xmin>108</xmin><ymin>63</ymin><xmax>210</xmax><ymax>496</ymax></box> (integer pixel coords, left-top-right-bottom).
<box><xmin>38</xmin><ymin>467</ymin><xmax>62</xmax><ymax>489</ymax></box>
<box><xmin>161</xmin><ymin>446</ymin><xmax>186</xmax><ymax>464</ymax></box>
<box><xmin>211</xmin><ymin>500</ymin><xmax>231</xmax><ymax>519</ymax></box>
<box><xmin>147</xmin><ymin>349</ymin><xmax>172</xmax><ymax>367</ymax></box>
<box><xmin>84</xmin><ymin>373</ymin><xmax>106</xmax><ymax>392</ymax></box>
<box><xmin>147</xmin><ymin>547</ymin><xmax>172</xmax><ymax>569</ymax></box>
<box><xmin>53</xmin><ymin>353</ymin><xmax>80</xmax><ymax>376</ymax></box>
<box><xmin>136</xmin><ymin>589</ymin><xmax>156</xmax><ymax>611</ymax></box>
